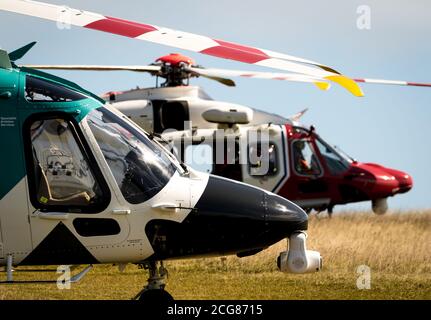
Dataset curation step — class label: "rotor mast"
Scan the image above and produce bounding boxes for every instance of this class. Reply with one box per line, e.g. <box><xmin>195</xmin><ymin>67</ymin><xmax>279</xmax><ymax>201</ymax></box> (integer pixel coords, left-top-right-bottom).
<box><xmin>156</xmin><ymin>53</ymin><xmax>194</xmax><ymax>87</ymax></box>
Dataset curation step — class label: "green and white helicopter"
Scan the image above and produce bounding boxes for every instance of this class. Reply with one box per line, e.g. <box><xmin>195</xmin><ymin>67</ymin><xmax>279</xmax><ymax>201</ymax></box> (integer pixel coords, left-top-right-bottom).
<box><xmin>0</xmin><ymin>0</ymin><xmax>375</xmax><ymax>300</ymax></box>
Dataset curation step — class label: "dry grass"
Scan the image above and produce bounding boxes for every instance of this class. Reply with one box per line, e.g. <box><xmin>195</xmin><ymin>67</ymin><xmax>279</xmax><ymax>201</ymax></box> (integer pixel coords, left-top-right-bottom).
<box><xmin>1</xmin><ymin>211</ymin><xmax>430</xmax><ymax>300</ymax></box>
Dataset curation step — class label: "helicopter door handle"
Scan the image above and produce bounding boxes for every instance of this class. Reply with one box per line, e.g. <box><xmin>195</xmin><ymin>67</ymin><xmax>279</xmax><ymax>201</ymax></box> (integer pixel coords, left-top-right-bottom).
<box><xmin>152</xmin><ymin>203</ymin><xmax>179</xmax><ymax>213</ymax></box>
<box><xmin>0</xmin><ymin>91</ymin><xmax>12</xmax><ymax>99</ymax></box>
<box><xmin>152</xmin><ymin>203</ymin><xmax>190</xmax><ymax>213</ymax></box>
<box><xmin>111</xmin><ymin>209</ymin><xmax>131</xmax><ymax>215</ymax></box>
<box><xmin>37</xmin><ymin>212</ymin><xmax>69</xmax><ymax>220</ymax></box>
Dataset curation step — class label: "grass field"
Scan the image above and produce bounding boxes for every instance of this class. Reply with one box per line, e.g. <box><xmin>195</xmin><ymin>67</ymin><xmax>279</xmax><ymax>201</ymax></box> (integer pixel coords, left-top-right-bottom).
<box><xmin>1</xmin><ymin>211</ymin><xmax>430</xmax><ymax>300</ymax></box>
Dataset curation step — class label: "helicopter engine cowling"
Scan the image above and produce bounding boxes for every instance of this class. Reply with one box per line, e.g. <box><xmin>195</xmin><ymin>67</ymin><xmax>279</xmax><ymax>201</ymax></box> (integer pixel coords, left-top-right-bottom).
<box><xmin>277</xmin><ymin>232</ymin><xmax>322</xmax><ymax>273</ymax></box>
<box><xmin>202</xmin><ymin>106</ymin><xmax>253</xmax><ymax>125</ymax></box>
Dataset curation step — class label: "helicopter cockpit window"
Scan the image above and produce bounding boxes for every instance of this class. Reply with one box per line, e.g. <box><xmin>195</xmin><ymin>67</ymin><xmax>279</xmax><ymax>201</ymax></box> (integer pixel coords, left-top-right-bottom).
<box><xmin>292</xmin><ymin>140</ymin><xmax>322</xmax><ymax>176</ymax></box>
<box><xmin>315</xmin><ymin>138</ymin><xmax>350</xmax><ymax>175</ymax></box>
<box><xmin>25</xmin><ymin>75</ymin><xmax>87</xmax><ymax>102</ymax></box>
<box><xmin>26</xmin><ymin>116</ymin><xmax>108</xmax><ymax>212</ymax></box>
<box><xmin>87</xmin><ymin>107</ymin><xmax>176</xmax><ymax>204</ymax></box>
<box><xmin>248</xmin><ymin>142</ymin><xmax>278</xmax><ymax>176</ymax></box>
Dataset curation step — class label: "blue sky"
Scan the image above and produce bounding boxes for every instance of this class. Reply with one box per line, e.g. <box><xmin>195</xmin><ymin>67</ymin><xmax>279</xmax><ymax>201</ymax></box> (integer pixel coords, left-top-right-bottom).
<box><xmin>1</xmin><ymin>0</ymin><xmax>430</xmax><ymax>211</ymax></box>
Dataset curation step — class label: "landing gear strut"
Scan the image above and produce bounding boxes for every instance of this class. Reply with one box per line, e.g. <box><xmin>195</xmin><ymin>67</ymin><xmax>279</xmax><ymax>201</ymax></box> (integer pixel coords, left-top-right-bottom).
<box><xmin>327</xmin><ymin>205</ymin><xmax>334</xmax><ymax>218</ymax></box>
<box><xmin>134</xmin><ymin>261</ymin><xmax>174</xmax><ymax>303</ymax></box>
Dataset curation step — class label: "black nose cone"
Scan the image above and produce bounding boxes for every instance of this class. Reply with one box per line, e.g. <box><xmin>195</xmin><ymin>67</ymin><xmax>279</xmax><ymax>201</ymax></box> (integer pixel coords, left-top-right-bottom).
<box><xmin>145</xmin><ymin>175</ymin><xmax>308</xmax><ymax>260</ymax></box>
<box><xmin>265</xmin><ymin>193</ymin><xmax>308</xmax><ymax>237</ymax></box>
<box><xmin>194</xmin><ymin>176</ymin><xmax>265</xmax><ymax>220</ymax></box>
<box><xmin>192</xmin><ymin>175</ymin><xmax>308</xmax><ymax>247</ymax></box>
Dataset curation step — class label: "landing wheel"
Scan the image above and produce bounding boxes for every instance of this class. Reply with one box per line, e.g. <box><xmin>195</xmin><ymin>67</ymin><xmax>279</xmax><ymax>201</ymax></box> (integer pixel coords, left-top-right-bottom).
<box><xmin>139</xmin><ymin>288</ymin><xmax>174</xmax><ymax>317</ymax></box>
<box><xmin>134</xmin><ymin>260</ymin><xmax>173</xmax><ymax>303</ymax></box>
<box><xmin>139</xmin><ymin>288</ymin><xmax>174</xmax><ymax>302</ymax></box>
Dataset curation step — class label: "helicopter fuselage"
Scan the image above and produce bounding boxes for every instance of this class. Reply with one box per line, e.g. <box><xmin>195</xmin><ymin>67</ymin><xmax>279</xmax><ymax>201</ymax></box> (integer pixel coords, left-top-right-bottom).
<box><xmin>108</xmin><ymin>86</ymin><xmax>413</xmax><ymax>214</ymax></box>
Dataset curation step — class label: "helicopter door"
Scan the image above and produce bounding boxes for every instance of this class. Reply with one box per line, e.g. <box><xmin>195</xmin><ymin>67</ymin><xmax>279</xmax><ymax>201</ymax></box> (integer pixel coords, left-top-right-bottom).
<box><xmin>21</xmin><ymin>112</ymin><xmax>114</xmax><ymax>264</ymax></box>
<box><xmin>288</xmin><ymin>136</ymin><xmax>330</xmax><ymax>208</ymax></box>
<box><xmin>242</xmin><ymin>125</ymin><xmax>289</xmax><ymax>193</ymax></box>
<box><xmin>212</xmin><ymin>136</ymin><xmax>243</xmax><ymax>182</ymax></box>
<box><xmin>152</xmin><ymin>100</ymin><xmax>190</xmax><ymax>133</ymax></box>
<box><xmin>182</xmin><ymin>134</ymin><xmax>243</xmax><ymax>181</ymax></box>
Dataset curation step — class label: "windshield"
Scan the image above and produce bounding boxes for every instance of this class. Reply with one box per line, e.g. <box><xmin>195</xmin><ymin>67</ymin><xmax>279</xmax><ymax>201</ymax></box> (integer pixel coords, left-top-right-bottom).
<box><xmin>334</xmin><ymin>145</ymin><xmax>355</xmax><ymax>163</ymax></box>
<box><xmin>315</xmin><ymin>136</ymin><xmax>350</xmax><ymax>175</ymax></box>
<box><xmin>86</xmin><ymin>107</ymin><xmax>176</xmax><ymax>204</ymax></box>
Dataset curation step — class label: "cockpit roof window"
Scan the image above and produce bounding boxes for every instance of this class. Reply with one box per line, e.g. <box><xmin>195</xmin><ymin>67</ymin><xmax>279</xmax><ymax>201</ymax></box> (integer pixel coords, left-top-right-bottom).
<box><xmin>25</xmin><ymin>75</ymin><xmax>88</xmax><ymax>103</ymax></box>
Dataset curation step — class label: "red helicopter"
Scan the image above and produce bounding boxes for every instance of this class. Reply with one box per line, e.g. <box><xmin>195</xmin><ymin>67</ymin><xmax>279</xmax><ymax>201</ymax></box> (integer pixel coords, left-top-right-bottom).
<box><xmin>278</xmin><ymin>122</ymin><xmax>412</xmax><ymax>215</ymax></box>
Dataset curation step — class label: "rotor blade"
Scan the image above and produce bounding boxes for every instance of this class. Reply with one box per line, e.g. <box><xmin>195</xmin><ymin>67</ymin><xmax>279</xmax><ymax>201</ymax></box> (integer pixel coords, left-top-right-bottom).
<box><xmin>354</xmin><ymin>78</ymin><xmax>431</xmax><ymax>88</ymax></box>
<box><xmin>23</xmin><ymin>63</ymin><xmax>237</xmax><ymax>86</ymax></box>
<box><xmin>187</xmin><ymin>67</ymin><xmax>331</xmax><ymax>91</ymax></box>
<box><xmin>197</xmin><ymin>74</ymin><xmax>236</xmax><ymax>87</ymax></box>
<box><xmin>22</xmin><ymin>64</ymin><xmax>161</xmax><ymax>73</ymax></box>
<box><xmin>0</xmin><ymin>0</ymin><xmax>363</xmax><ymax>97</ymax></box>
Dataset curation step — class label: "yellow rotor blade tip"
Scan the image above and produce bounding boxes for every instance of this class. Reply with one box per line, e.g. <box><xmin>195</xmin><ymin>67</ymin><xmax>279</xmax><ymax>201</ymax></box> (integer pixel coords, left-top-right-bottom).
<box><xmin>326</xmin><ymin>75</ymin><xmax>364</xmax><ymax>97</ymax></box>
<box><xmin>314</xmin><ymin>81</ymin><xmax>331</xmax><ymax>91</ymax></box>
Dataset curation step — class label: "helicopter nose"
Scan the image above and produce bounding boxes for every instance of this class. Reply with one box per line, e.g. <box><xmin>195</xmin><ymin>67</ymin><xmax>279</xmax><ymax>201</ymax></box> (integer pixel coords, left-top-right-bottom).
<box><xmin>194</xmin><ymin>175</ymin><xmax>266</xmax><ymax>221</ymax></box>
<box><xmin>192</xmin><ymin>176</ymin><xmax>308</xmax><ymax>248</ymax></box>
<box><xmin>386</xmin><ymin>170</ymin><xmax>413</xmax><ymax>194</ymax></box>
<box><xmin>196</xmin><ymin>176</ymin><xmax>307</xmax><ymax>226</ymax></box>
<box><xmin>397</xmin><ymin>173</ymin><xmax>413</xmax><ymax>193</ymax></box>
<box><xmin>265</xmin><ymin>193</ymin><xmax>308</xmax><ymax>237</ymax></box>
<box><xmin>178</xmin><ymin>175</ymin><xmax>309</xmax><ymax>255</ymax></box>
<box><xmin>145</xmin><ymin>175</ymin><xmax>309</xmax><ymax>260</ymax></box>
<box><xmin>373</xmin><ymin>168</ymin><xmax>412</xmax><ymax>197</ymax></box>
<box><xmin>374</xmin><ymin>173</ymin><xmax>398</xmax><ymax>191</ymax></box>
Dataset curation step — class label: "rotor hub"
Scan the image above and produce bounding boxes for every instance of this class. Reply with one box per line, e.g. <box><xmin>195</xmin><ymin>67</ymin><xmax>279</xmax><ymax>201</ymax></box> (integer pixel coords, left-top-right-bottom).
<box><xmin>156</xmin><ymin>53</ymin><xmax>195</xmax><ymax>67</ymax></box>
<box><xmin>154</xmin><ymin>53</ymin><xmax>196</xmax><ymax>87</ymax></box>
